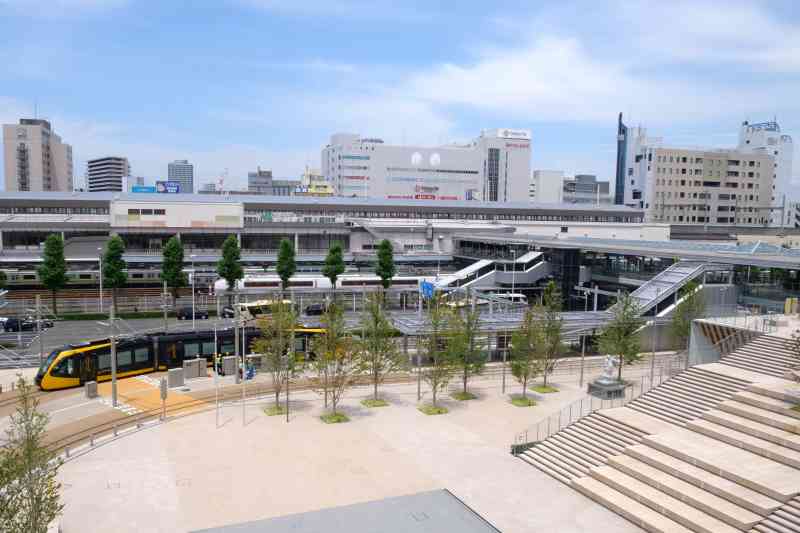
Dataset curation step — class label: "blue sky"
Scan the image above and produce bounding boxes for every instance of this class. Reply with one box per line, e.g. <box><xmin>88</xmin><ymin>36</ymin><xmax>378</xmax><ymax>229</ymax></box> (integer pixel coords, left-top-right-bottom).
<box><xmin>2</xmin><ymin>0</ymin><xmax>799</xmax><ymax>190</ymax></box>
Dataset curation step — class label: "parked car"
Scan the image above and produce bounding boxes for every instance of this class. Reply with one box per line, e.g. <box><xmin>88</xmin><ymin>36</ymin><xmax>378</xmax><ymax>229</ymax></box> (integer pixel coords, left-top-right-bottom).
<box><xmin>304</xmin><ymin>303</ymin><xmax>327</xmax><ymax>316</ymax></box>
<box><xmin>176</xmin><ymin>307</ymin><xmax>209</xmax><ymax>320</ymax></box>
<box><xmin>3</xmin><ymin>316</ymin><xmax>53</xmax><ymax>332</ymax></box>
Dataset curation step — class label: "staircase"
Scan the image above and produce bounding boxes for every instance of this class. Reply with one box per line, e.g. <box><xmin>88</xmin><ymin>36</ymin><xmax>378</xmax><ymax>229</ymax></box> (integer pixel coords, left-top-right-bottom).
<box><xmin>516</xmin><ymin>333</ymin><xmax>800</xmax><ymax>532</ymax></box>
<box><xmin>720</xmin><ymin>335</ymin><xmax>799</xmax><ymax>379</ymax></box>
<box><xmin>621</xmin><ymin>261</ymin><xmax>713</xmax><ymax>315</ymax></box>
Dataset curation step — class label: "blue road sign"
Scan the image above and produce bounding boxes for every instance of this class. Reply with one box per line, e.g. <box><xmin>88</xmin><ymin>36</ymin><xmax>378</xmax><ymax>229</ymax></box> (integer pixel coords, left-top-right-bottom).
<box><xmin>420</xmin><ymin>280</ymin><xmax>435</xmax><ymax>299</ymax></box>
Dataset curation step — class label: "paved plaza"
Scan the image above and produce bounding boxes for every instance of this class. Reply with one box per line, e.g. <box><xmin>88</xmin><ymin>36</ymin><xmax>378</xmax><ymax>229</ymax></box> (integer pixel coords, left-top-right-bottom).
<box><xmin>55</xmin><ymin>373</ymin><xmax>643</xmax><ymax>533</ymax></box>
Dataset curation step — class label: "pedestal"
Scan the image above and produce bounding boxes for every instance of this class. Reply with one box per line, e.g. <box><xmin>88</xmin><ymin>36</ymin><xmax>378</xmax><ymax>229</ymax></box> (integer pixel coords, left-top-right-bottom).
<box><xmin>588</xmin><ymin>379</ymin><xmax>626</xmax><ymax>399</ymax></box>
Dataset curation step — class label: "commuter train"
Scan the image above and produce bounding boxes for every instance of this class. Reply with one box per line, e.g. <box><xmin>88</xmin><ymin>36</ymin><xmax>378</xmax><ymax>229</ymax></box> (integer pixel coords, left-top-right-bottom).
<box><xmin>214</xmin><ymin>273</ymin><xmax>427</xmax><ymax>294</ymax></box>
<box><xmin>34</xmin><ymin>325</ymin><xmax>324</xmax><ymax>391</ymax></box>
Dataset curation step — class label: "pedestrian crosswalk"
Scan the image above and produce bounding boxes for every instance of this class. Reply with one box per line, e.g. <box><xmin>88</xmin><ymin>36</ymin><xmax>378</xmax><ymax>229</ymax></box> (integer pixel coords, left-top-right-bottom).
<box><xmin>97</xmin><ymin>396</ymin><xmax>141</xmax><ymax>416</ymax></box>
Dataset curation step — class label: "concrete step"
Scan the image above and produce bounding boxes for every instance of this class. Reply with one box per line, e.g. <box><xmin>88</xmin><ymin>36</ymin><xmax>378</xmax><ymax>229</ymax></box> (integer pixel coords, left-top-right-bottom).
<box><xmin>668</xmin><ymin>376</ymin><xmax>736</xmax><ymax>400</ymax></box>
<box><xmin>689</xmin><ymin>365</ymin><xmax>753</xmax><ymax>387</ymax></box>
<box><xmin>680</xmin><ymin>372</ymin><xmax>745</xmax><ymax>395</ymax></box>
<box><xmin>560</xmin><ymin>425</ymin><xmax>622</xmax><ymax>457</ymax></box>
<box><xmin>702</xmin><ymin>410</ymin><xmax>800</xmax><ymax>452</ymax></box>
<box><xmin>720</xmin><ymin>359</ymin><xmax>787</xmax><ymax>378</ymax></box>
<box><xmin>625</xmin><ymin>444</ymin><xmax>782</xmax><ymax>517</ymax></box>
<box><xmin>748</xmin><ymin>382</ymin><xmax>800</xmax><ymax>404</ymax></box>
<box><xmin>717</xmin><ymin>400</ymin><xmax>800</xmax><ymax>432</ymax></box>
<box><xmin>732</xmin><ymin>348</ymin><xmax>796</xmax><ymax>365</ymax></box>
<box><xmin>537</xmin><ymin>439</ymin><xmax>593</xmax><ymax>475</ymax></box>
<box><xmin>643</xmin><ymin>389</ymin><xmax>710</xmax><ymax>416</ymax></box>
<box><xmin>632</xmin><ymin>397</ymin><xmax>695</xmax><ymax>423</ymax></box>
<box><xmin>731</xmin><ymin>391</ymin><xmax>800</xmax><ymax>421</ymax></box>
<box><xmin>518</xmin><ymin>449</ymin><xmax>572</xmax><ymax>484</ymax></box>
<box><xmin>580</xmin><ymin>417</ymin><xmax>642</xmax><ymax>446</ymax></box>
<box><xmin>657</xmin><ymin>382</ymin><xmax>726</xmax><ymax>406</ymax></box>
<box><xmin>573</xmin><ymin>476</ymin><xmax>694</xmax><ymax>533</ymax></box>
<box><xmin>519</xmin><ymin>447</ymin><xmax>577</xmax><ymax>483</ymax></box>
<box><xmin>599</xmin><ymin>407</ymin><xmax>679</xmax><ymax>435</ymax></box>
<box><xmin>771</xmin><ymin>507</ymin><xmax>800</xmax><ymax>530</ymax></box>
<box><xmin>626</xmin><ymin>403</ymin><xmax>686</xmax><ymax>427</ymax></box>
<box><xmin>608</xmin><ymin>454</ymin><xmax>762</xmax><ymax>530</ymax></box>
<box><xmin>723</xmin><ymin>353</ymin><xmax>794</xmax><ymax>370</ymax></box>
<box><xmin>592</xmin><ymin>410</ymin><xmax>654</xmax><ymax>437</ymax></box>
<box><xmin>547</xmin><ymin>432</ymin><xmax>607</xmax><ymax>465</ymax></box>
<box><xmin>642</xmin><ymin>427</ymin><xmax>800</xmax><ymax>502</ymax></box>
<box><xmin>686</xmin><ymin>419</ymin><xmax>800</xmax><ymax>469</ymax></box>
<box><xmin>590</xmin><ymin>465</ymin><xmax>741</xmax><ymax>533</ymax></box>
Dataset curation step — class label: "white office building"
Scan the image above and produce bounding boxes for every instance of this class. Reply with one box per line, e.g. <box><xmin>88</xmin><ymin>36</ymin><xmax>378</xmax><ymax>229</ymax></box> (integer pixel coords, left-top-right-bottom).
<box><xmin>737</xmin><ymin>121</ymin><xmax>794</xmax><ymax>225</ymax></box>
<box><xmin>167</xmin><ymin>159</ymin><xmax>194</xmax><ymax>193</ymax></box>
<box><xmin>321</xmin><ymin>129</ymin><xmax>532</xmax><ymax>202</ymax></box>
<box><xmin>86</xmin><ymin>156</ymin><xmax>129</xmax><ymax>192</ymax></box>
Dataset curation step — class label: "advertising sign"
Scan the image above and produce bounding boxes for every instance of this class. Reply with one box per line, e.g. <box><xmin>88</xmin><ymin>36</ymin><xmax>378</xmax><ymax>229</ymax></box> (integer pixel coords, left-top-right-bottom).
<box><xmin>156</xmin><ymin>181</ymin><xmax>181</xmax><ymax>193</ymax></box>
<box><xmin>493</xmin><ymin>128</ymin><xmax>532</xmax><ymax>140</ymax></box>
<box><xmin>132</xmin><ymin>185</ymin><xmax>157</xmax><ymax>193</ymax></box>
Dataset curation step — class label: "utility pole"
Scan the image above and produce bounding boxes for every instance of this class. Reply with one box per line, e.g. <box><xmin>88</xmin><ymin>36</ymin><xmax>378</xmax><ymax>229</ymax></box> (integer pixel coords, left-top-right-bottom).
<box><xmin>214</xmin><ymin>323</ymin><xmax>219</xmax><ymax>428</ymax></box>
<box><xmin>98</xmin><ymin>247</ymin><xmax>104</xmax><ymax>314</ymax></box>
<box><xmin>35</xmin><ymin>295</ymin><xmax>43</xmax><ymax>366</ymax></box>
<box><xmin>162</xmin><ymin>281</ymin><xmax>169</xmax><ymax>333</ymax></box>
<box><xmin>110</xmin><ymin>304</ymin><xmax>117</xmax><ymax>407</ymax></box>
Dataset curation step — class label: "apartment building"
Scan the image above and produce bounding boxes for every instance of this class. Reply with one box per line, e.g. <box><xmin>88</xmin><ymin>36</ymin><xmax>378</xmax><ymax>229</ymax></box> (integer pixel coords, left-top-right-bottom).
<box><xmin>2</xmin><ymin>119</ymin><xmax>73</xmax><ymax>192</ymax></box>
<box><xmin>86</xmin><ymin>156</ymin><xmax>130</xmax><ymax>192</ymax></box>
<box><xmin>167</xmin><ymin>159</ymin><xmax>194</xmax><ymax>193</ymax></box>
<box><xmin>645</xmin><ymin>148</ymin><xmax>774</xmax><ymax>225</ymax></box>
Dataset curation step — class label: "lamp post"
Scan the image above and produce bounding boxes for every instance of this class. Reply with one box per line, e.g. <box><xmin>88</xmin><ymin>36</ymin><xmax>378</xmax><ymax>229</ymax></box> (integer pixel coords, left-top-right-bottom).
<box><xmin>97</xmin><ymin>246</ymin><xmax>104</xmax><ymax>313</ymax></box>
<box><xmin>190</xmin><ymin>254</ymin><xmax>197</xmax><ymax>332</ymax></box>
<box><xmin>511</xmin><ymin>249</ymin><xmax>517</xmax><ymax>296</ymax></box>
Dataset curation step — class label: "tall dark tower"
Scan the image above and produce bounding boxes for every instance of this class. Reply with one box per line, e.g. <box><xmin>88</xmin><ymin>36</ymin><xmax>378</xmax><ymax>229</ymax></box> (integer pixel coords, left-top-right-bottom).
<box><xmin>614</xmin><ymin>112</ymin><xmax>627</xmax><ymax>205</ymax></box>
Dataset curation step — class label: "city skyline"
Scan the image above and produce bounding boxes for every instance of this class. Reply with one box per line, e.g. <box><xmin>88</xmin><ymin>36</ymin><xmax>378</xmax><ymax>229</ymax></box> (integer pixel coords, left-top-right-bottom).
<box><xmin>1</xmin><ymin>0</ymin><xmax>800</xmax><ymax>191</ymax></box>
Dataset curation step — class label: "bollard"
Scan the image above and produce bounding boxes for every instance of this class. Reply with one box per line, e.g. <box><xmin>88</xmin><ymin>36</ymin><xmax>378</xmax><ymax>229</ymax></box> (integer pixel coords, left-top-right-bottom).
<box><xmin>113</xmin><ymin>425</ymin><xmax>118</xmax><ymax>437</ymax></box>
<box><xmin>90</xmin><ymin>434</ymin><xmax>95</xmax><ymax>447</ymax></box>
<box><xmin>65</xmin><ymin>447</ymin><xmax>70</xmax><ymax>458</ymax></box>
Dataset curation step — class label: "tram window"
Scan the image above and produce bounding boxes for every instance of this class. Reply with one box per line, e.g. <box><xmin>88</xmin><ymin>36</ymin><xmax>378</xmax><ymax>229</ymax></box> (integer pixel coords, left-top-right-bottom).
<box><xmin>134</xmin><ymin>347</ymin><xmax>149</xmax><ymax>363</ymax></box>
<box><xmin>98</xmin><ymin>351</ymin><xmax>111</xmax><ymax>371</ymax></box>
<box><xmin>202</xmin><ymin>342</ymin><xmax>216</xmax><ymax>355</ymax></box>
<box><xmin>117</xmin><ymin>350</ymin><xmax>133</xmax><ymax>367</ymax></box>
<box><xmin>184</xmin><ymin>343</ymin><xmax>200</xmax><ymax>358</ymax></box>
<box><xmin>294</xmin><ymin>337</ymin><xmax>305</xmax><ymax>352</ymax></box>
<box><xmin>52</xmin><ymin>357</ymin><xmax>77</xmax><ymax>377</ymax></box>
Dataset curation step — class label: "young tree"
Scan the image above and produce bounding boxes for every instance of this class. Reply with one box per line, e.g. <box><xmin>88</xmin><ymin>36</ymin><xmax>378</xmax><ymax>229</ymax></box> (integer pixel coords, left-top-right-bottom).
<box><xmin>251</xmin><ymin>301</ymin><xmax>297</xmax><ymax>414</ymax></box>
<box><xmin>375</xmin><ymin>239</ymin><xmax>396</xmax><ymax>290</ymax></box>
<box><xmin>538</xmin><ymin>280</ymin><xmax>564</xmax><ymax>388</ymax></box>
<box><xmin>598</xmin><ymin>293</ymin><xmax>644</xmax><ymax>382</ymax></box>
<box><xmin>448</xmin><ymin>303</ymin><xmax>486</xmax><ymax>399</ymax></box>
<box><xmin>311</xmin><ymin>304</ymin><xmax>360</xmax><ymax>420</ymax></box>
<box><xmin>359</xmin><ymin>293</ymin><xmax>405</xmax><ymax>404</ymax></box>
<box><xmin>275</xmin><ymin>238</ymin><xmax>296</xmax><ymax>298</ymax></box>
<box><xmin>161</xmin><ymin>236</ymin><xmax>187</xmax><ymax>303</ymax></box>
<box><xmin>669</xmin><ymin>280</ymin><xmax>705</xmax><ymax>351</ymax></box>
<box><xmin>102</xmin><ymin>235</ymin><xmax>127</xmax><ymax>315</ymax></box>
<box><xmin>321</xmin><ymin>242</ymin><xmax>345</xmax><ymax>297</ymax></box>
<box><xmin>510</xmin><ymin>307</ymin><xmax>543</xmax><ymax>401</ymax></box>
<box><xmin>420</xmin><ymin>295</ymin><xmax>457</xmax><ymax>409</ymax></box>
<box><xmin>37</xmin><ymin>234</ymin><xmax>68</xmax><ymax>315</ymax></box>
<box><xmin>217</xmin><ymin>235</ymin><xmax>244</xmax><ymax>305</ymax></box>
<box><xmin>1</xmin><ymin>376</ymin><xmax>63</xmax><ymax>532</ymax></box>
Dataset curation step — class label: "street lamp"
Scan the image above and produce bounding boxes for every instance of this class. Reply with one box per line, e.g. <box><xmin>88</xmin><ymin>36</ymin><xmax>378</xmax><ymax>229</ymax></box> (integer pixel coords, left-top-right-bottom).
<box><xmin>511</xmin><ymin>249</ymin><xmax>517</xmax><ymax>296</ymax></box>
<box><xmin>190</xmin><ymin>254</ymin><xmax>197</xmax><ymax>332</ymax></box>
<box><xmin>97</xmin><ymin>246</ymin><xmax>104</xmax><ymax>313</ymax></box>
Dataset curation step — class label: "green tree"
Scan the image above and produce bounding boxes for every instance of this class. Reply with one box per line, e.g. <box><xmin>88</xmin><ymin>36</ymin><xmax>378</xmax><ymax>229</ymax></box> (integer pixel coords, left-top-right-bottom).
<box><xmin>510</xmin><ymin>307</ymin><xmax>543</xmax><ymax>399</ymax></box>
<box><xmin>312</xmin><ymin>304</ymin><xmax>361</xmax><ymax>420</ymax></box>
<box><xmin>1</xmin><ymin>376</ymin><xmax>63</xmax><ymax>532</ymax></box>
<box><xmin>598</xmin><ymin>293</ymin><xmax>644</xmax><ymax>382</ymax></box>
<box><xmin>420</xmin><ymin>295</ymin><xmax>457</xmax><ymax>408</ymax></box>
<box><xmin>217</xmin><ymin>235</ymin><xmax>244</xmax><ymax>305</ymax></box>
<box><xmin>448</xmin><ymin>302</ymin><xmax>486</xmax><ymax>399</ymax></box>
<box><xmin>359</xmin><ymin>293</ymin><xmax>405</xmax><ymax>402</ymax></box>
<box><xmin>252</xmin><ymin>302</ymin><xmax>297</xmax><ymax>413</ymax></box>
<box><xmin>538</xmin><ymin>280</ymin><xmax>563</xmax><ymax>387</ymax></box>
<box><xmin>0</xmin><ymin>270</ymin><xmax>6</xmax><ymax>290</ymax></box>
<box><xmin>161</xmin><ymin>236</ymin><xmax>186</xmax><ymax>303</ymax></box>
<box><xmin>37</xmin><ymin>234</ymin><xmax>68</xmax><ymax>315</ymax></box>
<box><xmin>102</xmin><ymin>235</ymin><xmax>127</xmax><ymax>315</ymax></box>
<box><xmin>276</xmin><ymin>238</ymin><xmax>296</xmax><ymax>297</ymax></box>
<box><xmin>669</xmin><ymin>280</ymin><xmax>705</xmax><ymax>352</ymax></box>
<box><xmin>321</xmin><ymin>242</ymin><xmax>345</xmax><ymax>297</ymax></box>
<box><xmin>375</xmin><ymin>239</ymin><xmax>396</xmax><ymax>290</ymax></box>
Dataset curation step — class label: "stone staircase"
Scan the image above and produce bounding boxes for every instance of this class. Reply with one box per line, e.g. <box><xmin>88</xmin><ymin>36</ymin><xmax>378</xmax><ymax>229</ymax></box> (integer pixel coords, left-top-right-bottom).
<box><xmin>720</xmin><ymin>335</ymin><xmax>798</xmax><ymax>379</ymax></box>
<box><xmin>516</xmin><ymin>334</ymin><xmax>800</xmax><ymax>532</ymax></box>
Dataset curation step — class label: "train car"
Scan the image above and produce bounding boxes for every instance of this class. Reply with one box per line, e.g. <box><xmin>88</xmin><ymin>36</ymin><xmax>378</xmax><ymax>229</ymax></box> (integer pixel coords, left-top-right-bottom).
<box><xmin>213</xmin><ymin>273</ymin><xmax>427</xmax><ymax>294</ymax></box>
<box><xmin>35</xmin><ymin>325</ymin><xmax>326</xmax><ymax>391</ymax></box>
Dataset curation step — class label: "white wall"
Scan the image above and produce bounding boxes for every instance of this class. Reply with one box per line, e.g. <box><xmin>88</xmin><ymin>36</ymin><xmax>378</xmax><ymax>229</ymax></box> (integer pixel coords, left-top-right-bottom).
<box><xmin>110</xmin><ymin>200</ymin><xmax>243</xmax><ymax>229</ymax></box>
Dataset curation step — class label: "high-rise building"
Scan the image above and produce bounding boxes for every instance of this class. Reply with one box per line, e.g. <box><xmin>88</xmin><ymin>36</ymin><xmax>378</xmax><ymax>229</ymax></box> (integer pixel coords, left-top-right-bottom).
<box><xmin>530</xmin><ymin>170</ymin><xmax>564</xmax><ymax>203</ymax></box>
<box><xmin>737</xmin><ymin>120</ymin><xmax>794</xmax><ymax>225</ymax></box>
<box><xmin>2</xmin><ymin>118</ymin><xmax>73</xmax><ymax>192</ymax></box>
<box><xmin>247</xmin><ymin>167</ymin><xmax>301</xmax><ymax>196</ymax></box>
<box><xmin>563</xmin><ymin>174</ymin><xmax>612</xmax><ymax>205</ymax></box>
<box><xmin>167</xmin><ymin>159</ymin><xmax>194</xmax><ymax>193</ymax></box>
<box><xmin>614</xmin><ymin>113</ymin><xmax>661</xmax><ymax>208</ymax></box>
<box><xmin>86</xmin><ymin>156</ymin><xmax>130</xmax><ymax>192</ymax></box>
<box><xmin>645</xmin><ymin>148</ymin><xmax>773</xmax><ymax>225</ymax></box>
<box><xmin>321</xmin><ymin>129</ymin><xmax>531</xmax><ymax>202</ymax></box>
